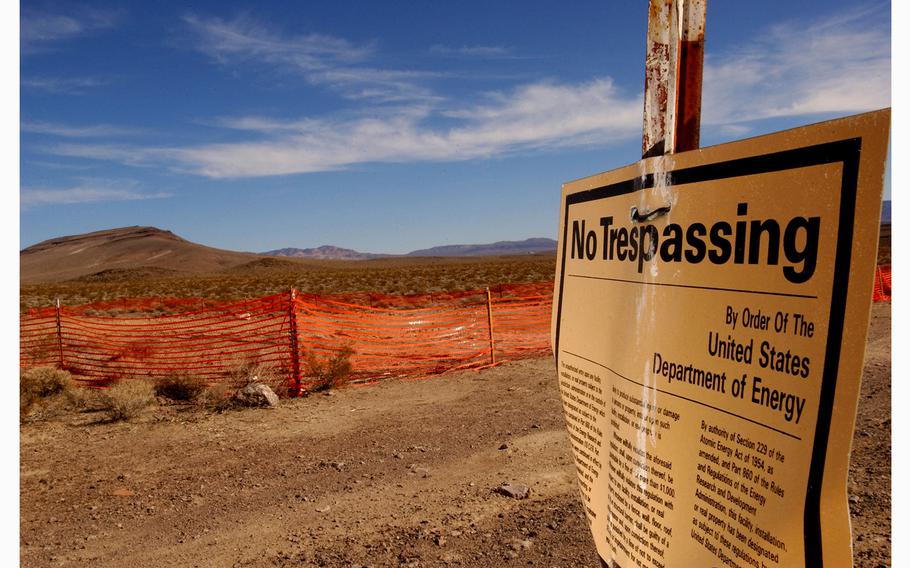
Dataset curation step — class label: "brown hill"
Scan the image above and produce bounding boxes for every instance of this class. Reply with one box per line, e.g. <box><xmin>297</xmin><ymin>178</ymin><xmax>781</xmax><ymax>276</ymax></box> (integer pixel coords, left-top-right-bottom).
<box><xmin>20</xmin><ymin>226</ymin><xmax>262</xmax><ymax>283</ymax></box>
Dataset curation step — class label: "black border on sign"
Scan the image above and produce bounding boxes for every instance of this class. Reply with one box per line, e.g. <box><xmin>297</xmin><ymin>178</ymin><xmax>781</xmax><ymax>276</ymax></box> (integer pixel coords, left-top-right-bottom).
<box><xmin>553</xmin><ymin>138</ymin><xmax>862</xmax><ymax>568</ymax></box>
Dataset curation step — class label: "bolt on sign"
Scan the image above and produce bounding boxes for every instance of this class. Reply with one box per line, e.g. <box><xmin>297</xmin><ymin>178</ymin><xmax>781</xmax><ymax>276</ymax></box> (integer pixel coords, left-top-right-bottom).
<box><xmin>551</xmin><ymin>109</ymin><xmax>889</xmax><ymax>568</ymax></box>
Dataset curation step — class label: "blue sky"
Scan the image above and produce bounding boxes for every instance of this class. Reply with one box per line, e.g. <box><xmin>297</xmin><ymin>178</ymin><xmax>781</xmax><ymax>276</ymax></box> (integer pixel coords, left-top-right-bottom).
<box><xmin>19</xmin><ymin>0</ymin><xmax>891</xmax><ymax>253</ymax></box>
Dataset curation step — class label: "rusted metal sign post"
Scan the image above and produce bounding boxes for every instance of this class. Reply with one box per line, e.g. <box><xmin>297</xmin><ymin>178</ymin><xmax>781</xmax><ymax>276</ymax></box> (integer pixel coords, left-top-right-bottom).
<box><xmin>642</xmin><ymin>0</ymin><xmax>706</xmax><ymax>158</ymax></box>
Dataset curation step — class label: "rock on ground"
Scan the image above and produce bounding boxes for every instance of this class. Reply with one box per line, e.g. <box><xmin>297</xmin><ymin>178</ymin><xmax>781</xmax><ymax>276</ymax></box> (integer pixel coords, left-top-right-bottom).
<box><xmin>234</xmin><ymin>383</ymin><xmax>280</xmax><ymax>408</ymax></box>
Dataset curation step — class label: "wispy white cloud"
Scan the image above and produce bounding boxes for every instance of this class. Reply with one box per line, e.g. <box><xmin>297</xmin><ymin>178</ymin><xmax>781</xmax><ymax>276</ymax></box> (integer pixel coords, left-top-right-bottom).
<box><xmin>48</xmin><ymin>78</ymin><xmax>640</xmax><ymax>177</ymax></box>
<box><xmin>20</xmin><ymin>180</ymin><xmax>172</xmax><ymax>207</ymax></box>
<box><xmin>41</xmin><ymin>144</ymin><xmax>169</xmax><ymax>168</ymax></box>
<box><xmin>440</xmin><ymin>80</ymin><xmax>640</xmax><ymax>155</ymax></box>
<box><xmin>430</xmin><ymin>45</ymin><xmax>513</xmax><ymax>58</ymax></box>
<box><xmin>21</xmin><ymin>76</ymin><xmax>107</xmax><ymax>94</ymax></box>
<box><xmin>182</xmin><ymin>13</ymin><xmax>369</xmax><ymax>69</ymax></box>
<box><xmin>22</xmin><ymin>121</ymin><xmax>143</xmax><ymax>138</ymax></box>
<box><xmin>21</xmin><ymin>7</ymin><xmax>121</xmax><ymax>53</ymax></box>
<box><xmin>306</xmin><ymin>68</ymin><xmax>443</xmax><ymax>103</ymax></box>
<box><xmin>713</xmin><ymin>124</ymin><xmax>751</xmax><ymax>138</ymax></box>
<box><xmin>209</xmin><ymin>115</ymin><xmax>321</xmax><ymax>133</ymax></box>
<box><xmin>45</xmin><ymin>6</ymin><xmax>889</xmax><ymax>179</ymax></box>
<box><xmin>182</xmin><ymin>13</ymin><xmax>441</xmax><ymax>103</ymax></box>
<box><xmin>23</xmin><ymin>160</ymin><xmax>95</xmax><ymax>172</ymax></box>
<box><xmin>703</xmin><ymin>5</ymin><xmax>889</xmax><ymax>127</ymax></box>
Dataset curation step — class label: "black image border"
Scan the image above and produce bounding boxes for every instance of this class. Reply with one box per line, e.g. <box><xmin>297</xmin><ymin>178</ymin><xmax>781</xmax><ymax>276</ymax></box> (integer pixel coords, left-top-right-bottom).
<box><xmin>553</xmin><ymin>138</ymin><xmax>862</xmax><ymax>568</ymax></box>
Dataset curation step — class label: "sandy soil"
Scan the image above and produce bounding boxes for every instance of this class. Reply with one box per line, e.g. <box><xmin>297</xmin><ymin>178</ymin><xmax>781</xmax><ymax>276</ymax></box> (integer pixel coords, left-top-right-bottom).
<box><xmin>20</xmin><ymin>303</ymin><xmax>890</xmax><ymax>567</ymax></box>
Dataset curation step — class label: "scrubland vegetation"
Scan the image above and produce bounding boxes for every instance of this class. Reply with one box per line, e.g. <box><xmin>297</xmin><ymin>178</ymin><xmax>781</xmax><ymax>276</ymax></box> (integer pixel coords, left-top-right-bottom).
<box><xmin>305</xmin><ymin>345</ymin><xmax>356</xmax><ymax>392</ymax></box>
<box><xmin>100</xmin><ymin>380</ymin><xmax>156</xmax><ymax>421</ymax></box>
<box><xmin>20</xmin><ymin>346</ymin><xmax>357</xmax><ymax>422</ymax></box>
<box><xmin>20</xmin><ymin>255</ymin><xmax>556</xmax><ymax>310</ymax></box>
<box><xmin>20</xmin><ymin>367</ymin><xmax>157</xmax><ymax>423</ymax></box>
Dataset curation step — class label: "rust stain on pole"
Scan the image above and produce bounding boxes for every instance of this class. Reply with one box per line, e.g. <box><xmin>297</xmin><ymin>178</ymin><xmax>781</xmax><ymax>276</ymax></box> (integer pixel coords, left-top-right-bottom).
<box><xmin>672</xmin><ymin>0</ymin><xmax>705</xmax><ymax>153</ymax></box>
<box><xmin>642</xmin><ymin>0</ymin><xmax>672</xmax><ymax>158</ymax></box>
<box><xmin>642</xmin><ymin>0</ymin><xmax>705</xmax><ymax>157</ymax></box>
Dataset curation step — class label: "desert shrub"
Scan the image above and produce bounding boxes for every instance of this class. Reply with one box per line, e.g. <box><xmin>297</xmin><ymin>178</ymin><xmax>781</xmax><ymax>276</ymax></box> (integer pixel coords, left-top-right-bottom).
<box><xmin>198</xmin><ymin>381</ymin><xmax>237</xmax><ymax>412</ymax></box>
<box><xmin>19</xmin><ymin>367</ymin><xmax>110</xmax><ymax>421</ymax></box>
<box><xmin>63</xmin><ymin>387</ymin><xmax>104</xmax><ymax>412</ymax></box>
<box><xmin>305</xmin><ymin>345</ymin><xmax>355</xmax><ymax>392</ymax></box>
<box><xmin>21</xmin><ymin>366</ymin><xmax>71</xmax><ymax>399</ymax></box>
<box><xmin>99</xmin><ymin>380</ymin><xmax>155</xmax><ymax>421</ymax></box>
<box><xmin>154</xmin><ymin>374</ymin><xmax>206</xmax><ymax>402</ymax></box>
<box><xmin>20</xmin><ymin>366</ymin><xmax>72</xmax><ymax>414</ymax></box>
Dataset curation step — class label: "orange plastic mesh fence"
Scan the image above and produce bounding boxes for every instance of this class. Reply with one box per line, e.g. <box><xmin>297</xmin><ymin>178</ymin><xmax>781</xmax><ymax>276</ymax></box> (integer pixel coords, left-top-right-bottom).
<box><xmin>872</xmin><ymin>265</ymin><xmax>891</xmax><ymax>302</ymax></box>
<box><xmin>20</xmin><ymin>283</ymin><xmax>555</xmax><ymax>392</ymax></box>
<box><xmin>294</xmin><ymin>296</ymin><xmax>490</xmax><ymax>385</ymax></box>
<box><xmin>20</xmin><ymin>271</ymin><xmax>889</xmax><ymax>392</ymax></box>
<box><xmin>21</xmin><ymin>293</ymin><xmax>294</xmax><ymax>388</ymax></box>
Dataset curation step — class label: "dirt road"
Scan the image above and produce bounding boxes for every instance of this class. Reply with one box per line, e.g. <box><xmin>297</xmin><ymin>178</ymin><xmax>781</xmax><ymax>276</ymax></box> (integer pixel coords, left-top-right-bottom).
<box><xmin>20</xmin><ymin>303</ymin><xmax>890</xmax><ymax>567</ymax></box>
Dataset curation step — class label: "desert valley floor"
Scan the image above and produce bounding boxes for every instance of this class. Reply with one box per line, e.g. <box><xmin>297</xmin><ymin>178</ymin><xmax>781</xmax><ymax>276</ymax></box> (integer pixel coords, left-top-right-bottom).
<box><xmin>20</xmin><ymin>303</ymin><xmax>890</xmax><ymax>568</ymax></box>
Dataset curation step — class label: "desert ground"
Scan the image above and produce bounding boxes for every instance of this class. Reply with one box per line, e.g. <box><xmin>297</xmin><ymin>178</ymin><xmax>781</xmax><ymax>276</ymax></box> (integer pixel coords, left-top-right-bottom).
<box><xmin>19</xmin><ymin>303</ymin><xmax>890</xmax><ymax>568</ymax></box>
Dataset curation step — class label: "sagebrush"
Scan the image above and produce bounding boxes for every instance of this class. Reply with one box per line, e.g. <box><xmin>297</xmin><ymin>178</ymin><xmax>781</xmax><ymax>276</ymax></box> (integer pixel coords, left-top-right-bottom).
<box><xmin>198</xmin><ymin>381</ymin><xmax>237</xmax><ymax>412</ymax></box>
<box><xmin>154</xmin><ymin>374</ymin><xmax>207</xmax><ymax>401</ymax></box>
<box><xmin>100</xmin><ymin>380</ymin><xmax>155</xmax><ymax>421</ymax></box>
<box><xmin>20</xmin><ymin>366</ymin><xmax>73</xmax><ymax>416</ymax></box>
<box><xmin>305</xmin><ymin>345</ymin><xmax>355</xmax><ymax>392</ymax></box>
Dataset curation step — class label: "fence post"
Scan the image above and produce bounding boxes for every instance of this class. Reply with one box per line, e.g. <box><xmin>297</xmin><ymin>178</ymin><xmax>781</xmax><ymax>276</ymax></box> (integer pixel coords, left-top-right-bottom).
<box><xmin>288</xmin><ymin>289</ymin><xmax>302</xmax><ymax>397</ymax></box>
<box><xmin>53</xmin><ymin>298</ymin><xmax>65</xmax><ymax>369</ymax></box>
<box><xmin>486</xmin><ymin>287</ymin><xmax>496</xmax><ymax>365</ymax></box>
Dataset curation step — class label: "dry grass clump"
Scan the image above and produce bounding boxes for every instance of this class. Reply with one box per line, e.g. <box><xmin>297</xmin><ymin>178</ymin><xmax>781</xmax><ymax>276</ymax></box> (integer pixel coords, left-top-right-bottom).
<box><xmin>154</xmin><ymin>374</ymin><xmax>207</xmax><ymax>402</ymax></box>
<box><xmin>197</xmin><ymin>382</ymin><xmax>237</xmax><ymax>412</ymax></box>
<box><xmin>20</xmin><ymin>366</ymin><xmax>73</xmax><ymax>416</ymax></box>
<box><xmin>20</xmin><ymin>367</ymin><xmax>107</xmax><ymax>421</ymax></box>
<box><xmin>21</xmin><ymin>366</ymin><xmax>71</xmax><ymax>399</ymax></box>
<box><xmin>306</xmin><ymin>346</ymin><xmax>355</xmax><ymax>392</ymax></box>
<box><xmin>99</xmin><ymin>380</ymin><xmax>155</xmax><ymax>421</ymax></box>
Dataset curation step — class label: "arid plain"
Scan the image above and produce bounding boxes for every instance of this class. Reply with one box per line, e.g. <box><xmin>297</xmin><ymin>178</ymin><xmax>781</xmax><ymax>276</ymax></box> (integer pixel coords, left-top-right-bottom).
<box><xmin>20</xmin><ymin>228</ymin><xmax>891</xmax><ymax>567</ymax></box>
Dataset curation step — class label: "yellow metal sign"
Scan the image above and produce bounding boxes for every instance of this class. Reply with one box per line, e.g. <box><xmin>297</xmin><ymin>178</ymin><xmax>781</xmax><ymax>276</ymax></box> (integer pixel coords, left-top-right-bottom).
<box><xmin>552</xmin><ymin>110</ymin><xmax>889</xmax><ymax>568</ymax></box>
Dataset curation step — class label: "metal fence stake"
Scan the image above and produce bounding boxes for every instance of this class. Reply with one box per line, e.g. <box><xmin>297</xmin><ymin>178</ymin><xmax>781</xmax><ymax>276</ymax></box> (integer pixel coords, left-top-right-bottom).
<box><xmin>288</xmin><ymin>289</ymin><xmax>302</xmax><ymax>396</ymax></box>
<box><xmin>54</xmin><ymin>298</ymin><xmax>65</xmax><ymax>369</ymax></box>
<box><xmin>486</xmin><ymin>287</ymin><xmax>496</xmax><ymax>365</ymax></box>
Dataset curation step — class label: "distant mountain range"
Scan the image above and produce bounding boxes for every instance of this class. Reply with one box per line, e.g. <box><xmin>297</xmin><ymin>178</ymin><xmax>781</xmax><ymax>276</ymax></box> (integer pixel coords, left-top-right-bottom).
<box><xmin>405</xmin><ymin>238</ymin><xmax>557</xmax><ymax>257</ymax></box>
<box><xmin>262</xmin><ymin>246</ymin><xmax>383</xmax><ymax>260</ymax></box>
<box><xmin>21</xmin><ymin>227</ymin><xmax>558</xmax><ymax>283</ymax></box>
<box><xmin>263</xmin><ymin>238</ymin><xmax>557</xmax><ymax>259</ymax></box>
